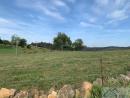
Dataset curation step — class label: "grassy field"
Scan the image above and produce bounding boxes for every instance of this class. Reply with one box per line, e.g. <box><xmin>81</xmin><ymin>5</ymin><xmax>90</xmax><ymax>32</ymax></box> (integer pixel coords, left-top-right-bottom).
<box><xmin>0</xmin><ymin>47</ymin><xmax>130</xmax><ymax>90</ymax></box>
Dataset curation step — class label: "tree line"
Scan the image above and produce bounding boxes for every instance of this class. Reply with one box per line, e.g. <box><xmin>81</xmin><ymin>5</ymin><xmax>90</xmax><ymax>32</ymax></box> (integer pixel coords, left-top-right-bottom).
<box><xmin>0</xmin><ymin>35</ymin><xmax>27</xmax><ymax>48</ymax></box>
<box><xmin>0</xmin><ymin>32</ymin><xmax>85</xmax><ymax>51</ymax></box>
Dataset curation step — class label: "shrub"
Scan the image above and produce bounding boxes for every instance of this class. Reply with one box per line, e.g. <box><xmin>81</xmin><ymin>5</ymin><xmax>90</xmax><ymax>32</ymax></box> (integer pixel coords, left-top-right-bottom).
<box><xmin>91</xmin><ymin>85</ymin><xmax>102</xmax><ymax>98</ymax></box>
<box><xmin>27</xmin><ymin>45</ymin><xmax>32</xmax><ymax>49</ymax></box>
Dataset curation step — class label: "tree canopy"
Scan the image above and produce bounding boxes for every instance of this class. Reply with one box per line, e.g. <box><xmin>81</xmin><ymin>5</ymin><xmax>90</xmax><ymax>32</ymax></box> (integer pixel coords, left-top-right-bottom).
<box><xmin>72</xmin><ymin>39</ymin><xmax>84</xmax><ymax>50</ymax></box>
<box><xmin>19</xmin><ymin>39</ymin><xmax>27</xmax><ymax>48</ymax></box>
<box><xmin>53</xmin><ymin>32</ymin><xmax>72</xmax><ymax>50</ymax></box>
<box><xmin>0</xmin><ymin>33</ymin><xmax>85</xmax><ymax>50</ymax></box>
<box><xmin>0</xmin><ymin>37</ymin><xmax>3</xmax><ymax>44</ymax></box>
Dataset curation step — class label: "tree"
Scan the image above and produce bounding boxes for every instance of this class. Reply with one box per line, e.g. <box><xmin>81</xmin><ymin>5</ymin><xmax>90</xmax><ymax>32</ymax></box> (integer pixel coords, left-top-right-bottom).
<box><xmin>2</xmin><ymin>40</ymin><xmax>11</xmax><ymax>45</ymax></box>
<box><xmin>53</xmin><ymin>32</ymin><xmax>72</xmax><ymax>50</ymax></box>
<box><xmin>19</xmin><ymin>39</ymin><xmax>27</xmax><ymax>48</ymax></box>
<box><xmin>11</xmin><ymin>35</ymin><xmax>20</xmax><ymax>45</ymax></box>
<box><xmin>72</xmin><ymin>39</ymin><xmax>84</xmax><ymax>50</ymax></box>
<box><xmin>27</xmin><ymin>44</ymin><xmax>32</xmax><ymax>49</ymax></box>
<box><xmin>0</xmin><ymin>37</ymin><xmax>3</xmax><ymax>44</ymax></box>
<box><xmin>31</xmin><ymin>42</ymin><xmax>53</xmax><ymax>49</ymax></box>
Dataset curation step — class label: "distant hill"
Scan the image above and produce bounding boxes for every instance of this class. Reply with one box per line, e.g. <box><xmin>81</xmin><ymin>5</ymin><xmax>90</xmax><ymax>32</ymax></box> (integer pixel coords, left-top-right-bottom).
<box><xmin>83</xmin><ymin>46</ymin><xmax>130</xmax><ymax>51</ymax></box>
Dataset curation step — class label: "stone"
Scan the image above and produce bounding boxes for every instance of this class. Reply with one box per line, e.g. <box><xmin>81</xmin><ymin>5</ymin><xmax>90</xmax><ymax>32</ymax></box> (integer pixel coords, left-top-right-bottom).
<box><xmin>57</xmin><ymin>85</ymin><xmax>75</xmax><ymax>98</ymax></box>
<box><xmin>82</xmin><ymin>82</ymin><xmax>92</xmax><ymax>91</ymax></box>
<box><xmin>39</xmin><ymin>94</ymin><xmax>47</xmax><ymax>98</ymax></box>
<box><xmin>39</xmin><ymin>90</ymin><xmax>47</xmax><ymax>98</ymax></box>
<box><xmin>120</xmin><ymin>74</ymin><xmax>130</xmax><ymax>81</ymax></box>
<box><xmin>48</xmin><ymin>91</ymin><xmax>57</xmax><ymax>98</ymax></box>
<box><xmin>75</xmin><ymin>89</ymin><xmax>80</xmax><ymax>98</ymax></box>
<box><xmin>28</xmin><ymin>89</ymin><xmax>39</xmax><ymax>98</ymax></box>
<box><xmin>126</xmin><ymin>71</ymin><xmax>130</xmax><ymax>78</ymax></box>
<box><xmin>93</xmin><ymin>78</ymin><xmax>102</xmax><ymax>86</ymax></box>
<box><xmin>81</xmin><ymin>82</ymin><xmax>93</xmax><ymax>98</ymax></box>
<box><xmin>48</xmin><ymin>88</ymin><xmax>55</xmax><ymax>94</ymax></box>
<box><xmin>0</xmin><ymin>88</ymin><xmax>16</xmax><ymax>98</ymax></box>
<box><xmin>13</xmin><ymin>90</ymin><xmax>28</xmax><ymax>98</ymax></box>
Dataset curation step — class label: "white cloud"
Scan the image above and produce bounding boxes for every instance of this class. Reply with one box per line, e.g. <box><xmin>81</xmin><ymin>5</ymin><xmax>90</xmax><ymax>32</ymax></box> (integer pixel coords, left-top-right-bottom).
<box><xmin>95</xmin><ymin>0</ymin><xmax>109</xmax><ymax>7</ymax></box>
<box><xmin>52</xmin><ymin>0</ymin><xmax>66</xmax><ymax>7</ymax></box>
<box><xmin>0</xmin><ymin>17</ymin><xmax>11</xmax><ymax>24</ymax></box>
<box><xmin>107</xmin><ymin>10</ymin><xmax>128</xmax><ymax>21</ymax></box>
<box><xmin>37</xmin><ymin>4</ymin><xmax>65</xmax><ymax>20</ymax></box>
<box><xmin>115</xmin><ymin>0</ymin><xmax>128</xmax><ymax>8</ymax></box>
<box><xmin>0</xmin><ymin>17</ymin><xmax>35</xmax><ymax>35</ymax></box>
<box><xmin>86</xmin><ymin>15</ymin><xmax>97</xmax><ymax>23</ymax></box>
<box><xmin>80</xmin><ymin>21</ymin><xmax>103</xmax><ymax>29</ymax></box>
<box><xmin>67</xmin><ymin>0</ymin><xmax>76</xmax><ymax>3</ymax></box>
<box><xmin>51</xmin><ymin>0</ymin><xmax>70</xmax><ymax>12</ymax></box>
<box><xmin>107</xmin><ymin>1</ymin><xmax>130</xmax><ymax>24</ymax></box>
<box><xmin>15</xmin><ymin>0</ymin><xmax>66</xmax><ymax>20</ymax></box>
<box><xmin>91</xmin><ymin>0</ymin><xmax>130</xmax><ymax>25</ymax></box>
<box><xmin>89</xmin><ymin>17</ymin><xmax>97</xmax><ymax>23</ymax></box>
<box><xmin>106</xmin><ymin>29</ymin><xmax>130</xmax><ymax>33</ymax></box>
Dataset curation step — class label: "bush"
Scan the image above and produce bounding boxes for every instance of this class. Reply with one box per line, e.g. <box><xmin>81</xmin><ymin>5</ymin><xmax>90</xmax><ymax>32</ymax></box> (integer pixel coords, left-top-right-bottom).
<box><xmin>91</xmin><ymin>85</ymin><xmax>102</xmax><ymax>98</ymax></box>
<box><xmin>27</xmin><ymin>45</ymin><xmax>32</xmax><ymax>49</ymax></box>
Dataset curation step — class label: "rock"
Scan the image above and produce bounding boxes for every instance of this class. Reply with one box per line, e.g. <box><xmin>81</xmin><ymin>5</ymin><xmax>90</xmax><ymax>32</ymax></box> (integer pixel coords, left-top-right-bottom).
<box><xmin>39</xmin><ymin>94</ymin><xmax>47</xmax><ymax>98</ymax></box>
<box><xmin>126</xmin><ymin>71</ymin><xmax>130</xmax><ymax>78</ymax></box>
<box><xmin>48</xmin><ymin>91</ymin><xmax>57</xmax><ymax>98</ymax></box>
<box><xmin>0</xmin><ymin>88</ymin><xmax>16</xmax><ymax>98</ymax></box>
<box><xmin>75</xmin><ymin>89</ymin><xmax>80</xmax><ymax>98</ymax></box>
<box><xmin>39</xmin><ymin>90</ymin><xmax>47</xmax><ymax>98</ymax></box>
<box><xmin>120</xmin><ymin>74</ymin><xmax>130</xmax><ymax>81</ymax></box>
<box><xmin>81</xmin><ymin>82</ymin><xmax>93</xmax><ymax>98</ymax></box>
<box><xmin>82</xmin><ymin>82</ymin><xmax>93</xmax><ymax>91</ymax></box>
<box><xmin>93</xmin><ymin>78</ymin><xmax>102</xmax><ymax>86</ymax></box>
<box><xmin>48</xmin><ymin>87</ymin><xmax>55</xmax><ymax>94</ymax></box>
<box><xmin>28</xmin><ymin>89</ymin><xmax>39</xmax><ymax>98</ymax></box>
<box><xmin>57</xmin><ymin>85</ymin><xmax>75</xmax><ymax>98</ymax></box>
<box><xmin>13</xmin><ymin>90</ymin><xmax>28</xmax><ymax>98</ymax></box>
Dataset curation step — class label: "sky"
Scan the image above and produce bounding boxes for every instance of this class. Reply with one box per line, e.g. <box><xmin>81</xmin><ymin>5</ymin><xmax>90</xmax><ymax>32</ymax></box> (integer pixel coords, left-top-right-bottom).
<box><xmin>0</xmin><ymin>0</ymin><xmax>130</xmax><ymax>47</ymax></box>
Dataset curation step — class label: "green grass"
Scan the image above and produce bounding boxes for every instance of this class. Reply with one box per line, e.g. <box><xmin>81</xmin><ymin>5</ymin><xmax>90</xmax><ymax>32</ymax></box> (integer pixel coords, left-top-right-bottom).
<box><xmin>0</xmin><ymin>47</ymin><xmax>130</xmax><ymax>90</ymax></box>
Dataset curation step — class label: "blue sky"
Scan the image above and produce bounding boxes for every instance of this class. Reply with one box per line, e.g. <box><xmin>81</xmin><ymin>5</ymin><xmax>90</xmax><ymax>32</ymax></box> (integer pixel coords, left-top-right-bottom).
<box><xmin>0</xmin><ymin>0</ymin><xmax>130</xmax><ymax>47</ymax></box>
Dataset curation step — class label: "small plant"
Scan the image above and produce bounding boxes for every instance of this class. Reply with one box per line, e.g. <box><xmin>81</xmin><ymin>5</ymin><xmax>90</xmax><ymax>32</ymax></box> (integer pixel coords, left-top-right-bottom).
<box><xmin>90</xmin><ymin>85</ymin><xmax>102</xmax><ymax>98</ymax></box>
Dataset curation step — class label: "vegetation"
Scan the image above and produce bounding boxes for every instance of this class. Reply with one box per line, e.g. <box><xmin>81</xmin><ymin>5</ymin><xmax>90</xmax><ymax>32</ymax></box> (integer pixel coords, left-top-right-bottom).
<box><xmin>11</xmin><ymin>35</ymin><xmax>27</xmax><ymax>48</ymax></box>
<box><xmin>0</xmin><ymin>33</ymin><xmax>130</xmax><ymax>93</ymax></box>
<box><xmin>0</xmin><ymin>47</ymin><xmax>130</xmax><ymax>90</ymax></box>
<box><xmin>31</xmin><ymin>42</ymin><xmax>53</xmax><ymax>49</ymax></box>
<box><xmin>53</xmin><ymin>32</ymin><xmax>85</xmax><ymax>50</ymax></box>
<box><xmin>72</xmin><ymin>39</ymin><xmax>84</xmax><ymax>51</ymax></box>
<box><xmin>18</xmin><ymin>39</ymin><xmax>27</xmax><ymax>48</ymax></box>
<box><xmin>53</xmin><ymin>32</ymin><xmax>72</xmax><ymax>50</ymax></box>
<box><xmin>0</xmin><ymin>33</ymin><xmax>85</xmax><ymax>51</ymax></box>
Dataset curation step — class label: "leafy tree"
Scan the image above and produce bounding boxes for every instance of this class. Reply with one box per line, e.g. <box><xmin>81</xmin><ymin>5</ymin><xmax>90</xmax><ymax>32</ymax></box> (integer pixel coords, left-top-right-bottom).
<box><xmin>31</xmin><ymin>42</ymin><xmax>53</xmax><ymax>49</ymax></box>
<box><xmin>27</xmin><ymin>44</ymin><xmax>32</xmax><ymax>49</ymax></box>
<box><xmin>72</xmin><ymin>39</ymin><xmax>84</xmax><ymax>50</ymax></box>
<box><xmin>2</xmin><ymin>40</ymin><xmax>11</xmax><ymax>45</ymax></box>
<box><xmin>19</xmin><ymin>39</ymin><xmax>27</xmax><ymax>48</ymax></box>
<box><xmin>53</xmin><ymin>32</ymin><xmax>72</xmax><ymax>50</ymax></box>
<box><xmin>11</xmin><ymin>35</ymin><xmax>20</xmax><ymax>45</ymax></box>
<box><xmin>0</xmin><ymin>37</ymin><xmax>3</xmax><ymax>44</ymax></box>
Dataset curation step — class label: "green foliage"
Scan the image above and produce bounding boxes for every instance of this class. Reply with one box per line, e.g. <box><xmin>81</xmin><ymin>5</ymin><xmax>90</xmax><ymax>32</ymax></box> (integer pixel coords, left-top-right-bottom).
<box><xmin>11</xmin><ymin>35</ymin><xmax>27</xmax><ymax>48</ymax></box>
<box><xmin>2</xmin><ymin>40</ymin><xmax>11</xmax><ymax>45</ymax></box>
<box><xmin>0</xmin><ymin>37</ymin><xmax>3</xmax><ymax>44</ymax></box>
<box><xmin>31</xmin><ymin>42</ymin><xmax>53</xmax><ymax>49</ymax></box>
<box><xmin>19</xmin><ymin>38</ymin><xmax>27</xmax><ymax>48</ymax></box>
<box><xmin>1</xmin><ymin>33</ymin><xmax>85</xmax><ymax>50</ymax></box>
<box><xmin>91</xmin><ymin>85</ymin><xmax>102</xmax><ymax>98</ymax></box>
<box><xmin>53</xmin><ymin>32</ymin><xmax>72</xmax><ymax>50</ymax></box>
<box><xmin>27</xmin><ymin>45</ymin><xmax>32</xmax><ymax>49</ymax></box>
<box><xmin>11</xmin><ymin>34</ymin><xmax>20</xmax><ymax>45</ymax></box>
<box><xmin>72</xmin><ymin>39</ymin><xmax>84</xmax><ymax>50</ymax></box>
